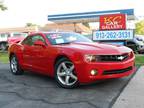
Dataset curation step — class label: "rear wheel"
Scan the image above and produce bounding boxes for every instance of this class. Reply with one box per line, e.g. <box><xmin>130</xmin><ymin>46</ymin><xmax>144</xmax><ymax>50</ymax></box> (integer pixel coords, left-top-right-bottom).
<box><xmin>10</xmin><ymin>54</ymin><xmax>24</xmax><ymax>75</ymax></box>
<box><xmin>55</xmin><ymin>58</ymin><xmax>79</xmax><ymax>88</ymax></box>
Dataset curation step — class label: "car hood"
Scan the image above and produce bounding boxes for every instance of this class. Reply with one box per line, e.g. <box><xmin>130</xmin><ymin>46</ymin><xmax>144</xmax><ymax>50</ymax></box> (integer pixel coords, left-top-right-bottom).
<box><xmin>58</xmin><ymin>42</ymin><xmax>132</xmax><ymax>55</ymax></box>
<box><xmin>8</xmin><ymin>37</ymin><xmax>25</xmax><ymax>44</ymax></box>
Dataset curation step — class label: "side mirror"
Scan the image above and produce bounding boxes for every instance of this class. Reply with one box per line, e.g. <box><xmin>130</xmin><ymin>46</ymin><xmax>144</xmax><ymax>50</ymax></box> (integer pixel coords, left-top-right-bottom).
<box><xmin>34</xmin><ymin>40</ymin><xmax>46</xmax><ymax>47</ymax></box>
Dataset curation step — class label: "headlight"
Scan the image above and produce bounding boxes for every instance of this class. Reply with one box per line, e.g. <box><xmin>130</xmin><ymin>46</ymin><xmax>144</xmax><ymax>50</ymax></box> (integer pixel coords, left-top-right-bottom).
<box><xmin>127</xmin><ymin>52</ymin><xmax>131</xmax><ymax>56</ymax></box>
<box><xmin>84</xmin><ymin>55</ymin><xmax>100</xmax><ymax>62</ymax></box>
<box><xmin>128</xmin><ymin>51</ymin><xmax>134</xmax><ymax>58</ymax></box>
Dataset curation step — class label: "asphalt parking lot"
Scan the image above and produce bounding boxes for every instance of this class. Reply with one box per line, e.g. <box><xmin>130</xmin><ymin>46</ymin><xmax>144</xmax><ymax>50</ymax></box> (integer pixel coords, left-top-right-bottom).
<box><xmin>0</xmin><ymin>63</ymin><xmax>136</xmax><ymax>108</ymax></box>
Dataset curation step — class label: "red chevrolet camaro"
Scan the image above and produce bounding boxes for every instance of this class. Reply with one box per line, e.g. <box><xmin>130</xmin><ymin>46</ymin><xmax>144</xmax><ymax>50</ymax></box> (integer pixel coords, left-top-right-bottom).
<box><xmin>8</xmin><ymin>32</ymin><xmax>135</xmax><ymax>88</ymax></box>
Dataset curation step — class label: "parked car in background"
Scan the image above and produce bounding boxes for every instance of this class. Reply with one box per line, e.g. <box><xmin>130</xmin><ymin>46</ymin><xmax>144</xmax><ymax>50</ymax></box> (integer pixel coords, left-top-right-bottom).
<box><xmin>0</xmin><ymin>33</ymin><xmax>10</xmax><ymax>51</ymax></box>
<box><xmin>126</xmin><ymin>35</ymin><xmax>144</xmax><ymax>53</ymax></box>
<box><xmin>0</xmin><ymin>32</ymin><xmax>28</xmax><ymax>51</ymax></box>
<box><xmin>9</xmin><ymin>32</ymin><xmax>135</xmax><ymax>88</ymax></box>
<box><xmin>7</xmin><ymin>33</ymin><xmax>28</xmax><ymax>46</ymax></box>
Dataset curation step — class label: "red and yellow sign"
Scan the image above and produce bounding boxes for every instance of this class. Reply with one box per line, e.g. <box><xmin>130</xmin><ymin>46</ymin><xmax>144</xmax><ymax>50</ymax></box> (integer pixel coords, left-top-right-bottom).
<box><xmin>100</xmin><ymin>14</ymin><xmax>126</xmax><ymax>30</ymax></box>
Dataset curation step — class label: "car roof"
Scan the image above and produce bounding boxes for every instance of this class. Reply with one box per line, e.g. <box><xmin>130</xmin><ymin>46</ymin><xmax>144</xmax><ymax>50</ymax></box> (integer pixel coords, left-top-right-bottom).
<box><xmin>30</xmin><ymin>31</ymin><xmax>74</xmax><ymax>34</ymax></box>
<box><xmin>27</xmin><ymin>31</ymin><xmax>77</xmax><ymax>37</ymax></box>
<box><xmin>135</xmin><ymin>35</ymin><xmax>144</xmax><ymax>37</ymax></box>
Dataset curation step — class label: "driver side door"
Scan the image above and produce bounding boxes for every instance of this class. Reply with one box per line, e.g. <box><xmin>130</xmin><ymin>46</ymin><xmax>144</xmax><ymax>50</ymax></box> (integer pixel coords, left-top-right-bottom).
<box><xmin>30</xmin><ymin>35</ymin><xmax>48</xmax><ymax>72</ymax></box>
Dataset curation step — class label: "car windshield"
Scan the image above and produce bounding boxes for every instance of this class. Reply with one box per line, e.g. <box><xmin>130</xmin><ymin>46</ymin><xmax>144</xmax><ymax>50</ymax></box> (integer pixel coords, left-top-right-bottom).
<box><xmin>46</xmin><ymin>33</ymin><xmax>93</xmax><ymax>45</ymax></box>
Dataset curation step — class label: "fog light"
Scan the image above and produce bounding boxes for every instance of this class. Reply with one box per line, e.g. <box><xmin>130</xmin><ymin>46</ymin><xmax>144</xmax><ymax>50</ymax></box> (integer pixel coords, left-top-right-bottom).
<box><xmin>90</xmin><ymin>70</ymin><xmax>98</xmax><ymax>75</ymax></box>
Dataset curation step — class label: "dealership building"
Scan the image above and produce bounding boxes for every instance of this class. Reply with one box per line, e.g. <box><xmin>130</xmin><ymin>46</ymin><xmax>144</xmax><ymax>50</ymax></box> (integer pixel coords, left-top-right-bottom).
<box><xmin>0</xmin><ymin>24</ymin><xmax>91</xmax><ymax>34</ymax></box>
<box><xmin>48</xmin><ymin>9</ymin><xmax>135</xmax><ymax>45</ymax></box>
<box><xmin>48</xmin><ymin>9</ymin><xmax>135</xmax><ymax>28</ymax></box>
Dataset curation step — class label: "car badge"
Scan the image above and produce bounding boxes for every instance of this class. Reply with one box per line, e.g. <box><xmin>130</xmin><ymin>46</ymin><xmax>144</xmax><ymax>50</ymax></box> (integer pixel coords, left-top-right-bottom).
<box><xmin>117</xmin><ymin>56</ymin><xmax>124</xmax><ymax>60</ymax></box>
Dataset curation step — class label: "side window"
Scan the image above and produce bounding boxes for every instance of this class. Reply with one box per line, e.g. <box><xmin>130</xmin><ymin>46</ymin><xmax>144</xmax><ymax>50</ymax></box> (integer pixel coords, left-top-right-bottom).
<box><xmin>22</xmin><ymin>35</ymin><xmax>46</xmax><ymax>46</ymax></box>
<box><xmin>22</xmin><ymin>36</ymin><xmax>33</xmax><ymax>46</ymax></box>
<box><xmin>31</xmin><ymin>35</ymin><xmax>46</xmax><ymax>45</ymax></box>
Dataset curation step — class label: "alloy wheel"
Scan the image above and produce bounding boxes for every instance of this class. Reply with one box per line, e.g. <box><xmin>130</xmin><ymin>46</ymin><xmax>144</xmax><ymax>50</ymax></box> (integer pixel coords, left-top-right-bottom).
<box><xmin>10</xmin><ymin>56</ymin><xmax>18</xmax><ymax>73</ymax></box>
<box><xmin>57</xmin><ymin>61</ymin><xmax>78</xmax><ymax>86</ymax></box>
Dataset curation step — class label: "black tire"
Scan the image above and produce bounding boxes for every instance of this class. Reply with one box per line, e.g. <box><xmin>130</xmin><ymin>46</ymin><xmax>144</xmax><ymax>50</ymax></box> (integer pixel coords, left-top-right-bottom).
<box><xmin>10</xmin><ymin>54</ymin><xmax>24</xmax><ymax>75</ymax></box>
<box><xmin>55</xmin><ymin>58</ymin><xmax>79</xmax><ymax>89</ymax></box>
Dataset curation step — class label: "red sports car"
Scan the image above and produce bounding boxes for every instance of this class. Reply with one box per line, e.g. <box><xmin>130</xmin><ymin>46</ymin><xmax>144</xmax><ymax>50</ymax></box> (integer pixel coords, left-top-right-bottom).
<box><xmin>8</xmin><ymin>32</ymin><xmax>135</xmax><ymax>88</ymax></box>
<box><xmin>7</xmin><ymin>32</ymin><xmax>28</xmax><ymax>45</ymax></box>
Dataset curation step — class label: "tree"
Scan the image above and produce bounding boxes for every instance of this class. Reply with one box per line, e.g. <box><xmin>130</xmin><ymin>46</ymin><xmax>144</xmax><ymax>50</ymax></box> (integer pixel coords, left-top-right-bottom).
<box><xmin>0</xmin><ymin>1</ymin><xmax>7</xmax><ymax>11</ymax></box>
<box><xmin>82</xmin><ymin>22</ymin><xmax>90</xmax><ymax>28</ymax></box>
<box><xmin>135</xmin><ymin>20</ymin><xmax>144</xmax><ymax>35</ymax></box>
<box><xmin>26</xmin><ymin>23</ymin><xmax>37</xmax><ymax>27</ymax></box>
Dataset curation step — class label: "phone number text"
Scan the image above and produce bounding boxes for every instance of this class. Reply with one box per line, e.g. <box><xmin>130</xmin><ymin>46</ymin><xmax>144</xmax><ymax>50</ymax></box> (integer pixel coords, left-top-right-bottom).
<box><xmin>93</xmin><ymin>30</ymin><xmax>133</xmax><ymax>40</ymax></box>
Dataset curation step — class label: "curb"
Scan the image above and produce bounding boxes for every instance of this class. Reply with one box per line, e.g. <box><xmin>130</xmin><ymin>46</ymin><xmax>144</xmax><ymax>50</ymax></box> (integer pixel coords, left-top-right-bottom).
<box><xmin>112</xmin><ymin>66</ymin><xmax>144</xmax><ymax>108</ymax></box>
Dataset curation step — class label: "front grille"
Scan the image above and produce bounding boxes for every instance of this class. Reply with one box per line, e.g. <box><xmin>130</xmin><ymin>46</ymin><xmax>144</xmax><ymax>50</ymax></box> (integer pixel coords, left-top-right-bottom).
<box><xmin>99</xmin><ymin>54</ymin><xmax>129</xmax><ymax>62</ymax></box>
<box><xmin>103</xmin><ymin>66</ymin><xmax>132</xmax><ymax>75</ymax></box>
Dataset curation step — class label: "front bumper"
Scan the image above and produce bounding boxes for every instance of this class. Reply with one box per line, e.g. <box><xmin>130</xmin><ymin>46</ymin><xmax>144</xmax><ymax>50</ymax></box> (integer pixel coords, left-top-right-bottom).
<box><xmin>75</xmin><ymin>56</ymin><xmax>135</xmax><ymax>83</ymax></box>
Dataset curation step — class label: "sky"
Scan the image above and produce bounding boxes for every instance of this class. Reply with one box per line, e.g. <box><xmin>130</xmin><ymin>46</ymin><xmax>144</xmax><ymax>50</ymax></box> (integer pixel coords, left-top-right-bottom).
<box><xmin>0</xmin><ymin>0</ymin><xmax>144</xmax><ymax>28</ymax></box>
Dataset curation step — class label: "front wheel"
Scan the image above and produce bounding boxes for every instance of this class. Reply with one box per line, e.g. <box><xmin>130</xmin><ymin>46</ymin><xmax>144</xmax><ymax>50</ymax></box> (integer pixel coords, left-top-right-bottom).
<box><xmin>55</xmin><ymin>58</ymin><xmax>79</xmax><ymax>88</ymax></box>
<box><xmin>10</xmin><ymin>54</ymin><xmax>24</xmax><ymax>75</ymax></box>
